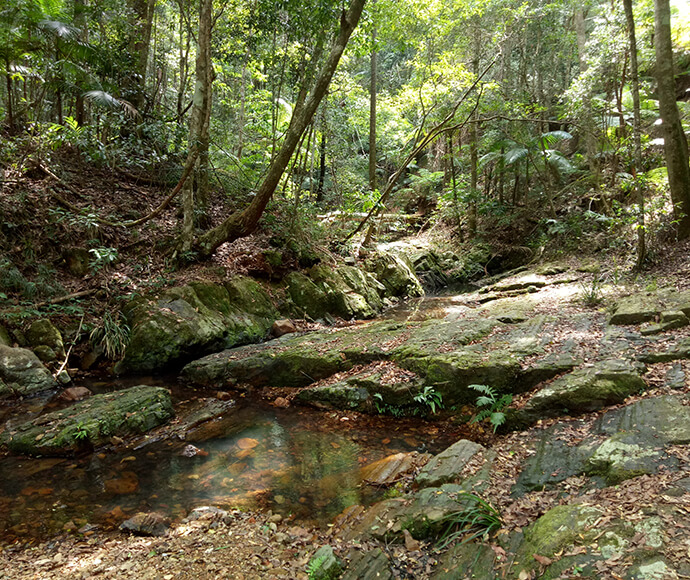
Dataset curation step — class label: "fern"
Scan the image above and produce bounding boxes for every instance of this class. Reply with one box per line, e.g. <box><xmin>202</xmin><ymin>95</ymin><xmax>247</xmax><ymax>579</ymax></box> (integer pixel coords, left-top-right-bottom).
<box><xmin>469</xmin><ymin>384</ymin><xmax>512</xmax><ymax>433</ymax></box>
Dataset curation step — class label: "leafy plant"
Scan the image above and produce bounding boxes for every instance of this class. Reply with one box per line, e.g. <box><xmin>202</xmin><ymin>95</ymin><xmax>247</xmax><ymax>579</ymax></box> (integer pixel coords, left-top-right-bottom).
<box><xmin>438</xmin><ymin>491</ymin><xmax>502</xmax><ymax>549</ymax></box>
<box><xmin>73</xmin><ymin>421</ymin><xmax>90</xmax><ymax>441</ymax></box>
<box><xmin>89</xmin><ymin>247</ymin><xmax>118</xmax><ymax>272</ymax></box>
<box><xmin>373</xmin><ymin>386</ymin><xmax>443</xmax><ymax>417</ymax></box>
<box><xmin>89</xmin><ymin>311</ymin><xmax>130</xmax><ymax>360</ymax></box>
<box><xmin>578</xmin><ymin>276</ymin><xmax>604</xmax><ymax>307</ymax></box>
<box><xmin>413</xmin><ymin>386</ymin><xmax>444</xmax><ymax>414</ymax></box>
<box><xmin>469</xmin><ymin>384</ymin><xmax>512</xmax><ymax>433</ymax></box>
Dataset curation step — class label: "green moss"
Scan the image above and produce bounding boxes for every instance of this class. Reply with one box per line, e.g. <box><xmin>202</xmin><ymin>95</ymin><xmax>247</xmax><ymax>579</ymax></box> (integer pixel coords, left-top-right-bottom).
<box><xmin>3</xmin><ymin>385</ymin><xmax>174</xmax><ymax>456</ymax></box>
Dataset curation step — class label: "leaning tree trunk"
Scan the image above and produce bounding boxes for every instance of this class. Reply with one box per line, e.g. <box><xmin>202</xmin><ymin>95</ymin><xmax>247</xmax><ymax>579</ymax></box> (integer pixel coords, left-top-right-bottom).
<box><xmin>194</xmin><ymin>0</ymin><xmax>367</xmax><ymax>259</ymax></box>
<box><xmin>654</xmin><ymin>0</ymin><xmax>690</xmax><ymax>239</ymax></box>
<box><xmin>180</xmin><ymin>0</ymin><xmax>213</xmax><ymax>253</ymax></box>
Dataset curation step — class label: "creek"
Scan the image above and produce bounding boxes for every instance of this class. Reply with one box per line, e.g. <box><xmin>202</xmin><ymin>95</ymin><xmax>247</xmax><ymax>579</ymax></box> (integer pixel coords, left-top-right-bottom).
<box><xmin>0</xmin><ymin>295</ymin><xmax>463</xmax><ymax>541</ymax></box>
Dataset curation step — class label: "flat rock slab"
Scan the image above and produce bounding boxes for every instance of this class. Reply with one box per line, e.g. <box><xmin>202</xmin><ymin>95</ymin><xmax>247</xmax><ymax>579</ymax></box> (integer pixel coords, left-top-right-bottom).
<box><xmin>609</xmin><ymin>289</ymin><xmax>690</xmax><ymax>325</ymax></box>
<box><xmin>416</xmin><ymin>439</ymin><xmax>484</xmax><ymax>489</ymax></box>
<box><xmin>518</xmin><ymin>359</ymin><xmax>646</xmax><ymax>423</ymax></box>
<box><xmin>513</xmin><ymin>421</ymin><xmax>600</xmax><ymax>495</ymax></box>
<box><xmin>0</xmin><ymin>344</ymin><xmax>56</xmax><ymax>397</ymax></box>
<box><xmin>342</xmin><ymin>549</ymin><xmax>393</xmax><ymax>580</ymax></box>
<box><xmin>1</xmin><ymin>385</ymin><xmax>174</xmax><ymax>456</ymax></box>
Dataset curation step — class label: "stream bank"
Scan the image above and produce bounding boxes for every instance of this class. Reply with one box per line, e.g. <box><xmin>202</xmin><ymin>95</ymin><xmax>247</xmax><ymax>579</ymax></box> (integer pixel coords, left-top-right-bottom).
<box><xmin>2</xmin><ymin>244</ymin><xmax>690</xmax><ymax>578</ymax></box>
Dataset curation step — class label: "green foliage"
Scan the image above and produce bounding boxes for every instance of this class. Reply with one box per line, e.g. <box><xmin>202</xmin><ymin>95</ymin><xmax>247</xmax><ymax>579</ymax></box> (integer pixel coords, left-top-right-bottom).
<box><xmin>373</xmin><ymin>386</ymin><xmax>443</xmax><ymax>417</ymax></box>
<box><xmin>578</xmin><ymin>277</ymin><xmax>604</xmax><ymax>307</ymax></box>
<box><xmin>413</xmin><ymin>386</ymin><xmax>444</xmax><ymax>414</ymax></box>
<box><xmin>306</xmin><ymin>554</ymin><xmax>328</xmax><ymax>580</ymax></box>
<box><xmin>469</xmin><ymin>384</ymin><xmax>512</xmax><ymax>433</ymax></box>
<box><xmin>437</xmin><ymin>491</ymin><xmax>502</xmax><ymax>549</ymax></box>
<box><xmin>88</xmin><ymin>247</ymin><xmax>118</xmax><ymax>272</ymax></box>
<box><xmin>73</xmin><ymin>421</ymin><xmax>90</xmax><ymax>441</ymax></box>
<box><xmin>89</xmin><ymin>311</ymin><xmax>130</xmax><ymax>360</ymax></box>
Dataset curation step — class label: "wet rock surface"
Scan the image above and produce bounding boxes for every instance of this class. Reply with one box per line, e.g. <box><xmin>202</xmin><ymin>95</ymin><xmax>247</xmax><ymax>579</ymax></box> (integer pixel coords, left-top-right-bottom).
<box><xmin>1</xmin><ymin>385</ymin><xmax>174</xmax><ymax>456</ymax></box>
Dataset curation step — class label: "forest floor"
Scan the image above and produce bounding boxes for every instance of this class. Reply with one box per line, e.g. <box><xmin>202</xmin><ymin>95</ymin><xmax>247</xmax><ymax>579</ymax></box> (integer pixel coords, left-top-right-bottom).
<box><xmin>4</xmin><ymin>154</ymin><xmax>690</xmax><ymax>578</ymax></box>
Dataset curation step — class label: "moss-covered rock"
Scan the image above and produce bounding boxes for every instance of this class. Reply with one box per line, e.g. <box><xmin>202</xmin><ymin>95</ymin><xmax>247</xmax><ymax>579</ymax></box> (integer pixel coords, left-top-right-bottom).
<box><xmin>118</xmin><ymin>278</ymin><xmax>279</xmax><ymax>374</ymax></box>
<box><xmin>1</xmin><ymin>385</ymin><xmax>173</xmax><ymax>456</ymax></box>
<box><xmin>513</xmin><ymin>504</ymin><xmax>604</xmax><ymax>574</ymax></box>
<box><xmin>296</xmin><ymin>383</ymin><xmax>371</xmax><ymax>410</ymax></box>
<box><xmin>0</xmin><ymin>344</ymin><xmax>57</xmax><ymax>397</ymax></box>
<box><xmin>309</xmin><ymin>264</ymin><xmax>384</xmax><ymax>319</ymax></box>
<box><xmin>0</xmin><ymin>325</ymin><xmax>11</xmax><ymax>346</ymax></box>
<box><xmin>26</xmin><ymin>319</ymin><xmax>65</xmax><ymax>358</ymax></box>
<box><xmin>517</xmin><ymin>359</ymin><xmax>647</xmax><ymax>423</ymax></box>
<box><xmin>431</xmin><ymin>541</ymin><xmax>496</xmax><ymax>580</ymax></box>
<box><xmin>341</xmin><ymin>548</ymin><xmax>393</xmax><ymax>580</ymax></box>
<box><xmin>181</xmin><ymin>321</ymin><xmax>406</xmax><ymax>389</ymax></box>
<box><xmin>285</xmin><ymin>271</ymin><xmax>330</xmax><ymax>320</ymax></box>
<box><xmin>365</xmin><ymin>253</ymin><xmax>424</xmax><ymax>299</ymax></box>
<box><xmin>586</xmin><ymin>433</ymin><xmax>674</xmax><ymax>485</ymax></box>
<box><xmin>339</xmin><ymin>484</ymin><xmax>483</xmax><ymax>542</ymax></box>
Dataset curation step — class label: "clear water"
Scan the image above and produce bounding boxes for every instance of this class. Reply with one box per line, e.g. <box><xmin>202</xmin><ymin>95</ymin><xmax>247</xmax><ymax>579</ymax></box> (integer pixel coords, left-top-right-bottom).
<box><xmin>0</xmin><ymin>391</ymin><xmax>454</xmax><ymax>541</ymax></box>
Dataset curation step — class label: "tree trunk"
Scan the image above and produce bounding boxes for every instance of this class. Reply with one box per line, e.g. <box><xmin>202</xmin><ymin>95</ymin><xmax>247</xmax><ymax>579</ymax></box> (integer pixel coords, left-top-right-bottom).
<box><xmin>180</xmin><ymin>0</ymin><xmax>213</xmax><ymax>253</ymax></box>
<box><xmin>369</xmin><ymin>0</ymin><xmax>377</xmax><ymax>193</ymax></box>
<box><xmin>654</xmin><ymin>0</ymin><xmax>690</xmax><ymax>239</ymax></box>
<box><xmin>129</xmin><ymin>0</ymin><xmax>156</xmax><ymax>111</ymax></box>
<box><xmin>623</xmin><ymin>0</ymin><xmax>645</xmax><ymax>268</ymax></box>
<box><xmin>194</xmin><ymin>0</ymin><xmax>367</xmax><ymax>258</ymax></box>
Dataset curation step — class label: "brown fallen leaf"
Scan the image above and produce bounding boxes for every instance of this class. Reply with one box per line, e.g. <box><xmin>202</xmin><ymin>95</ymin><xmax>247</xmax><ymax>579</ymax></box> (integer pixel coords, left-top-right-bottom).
<box><xmin>532</xmin><ymin>553</ymin><xmax>553</xmax><ymax>566</ymax></box>
<box><xmin>403</xmin><ymin>529</ymin><xmax>420</xmax><ymax>551</ymax></box>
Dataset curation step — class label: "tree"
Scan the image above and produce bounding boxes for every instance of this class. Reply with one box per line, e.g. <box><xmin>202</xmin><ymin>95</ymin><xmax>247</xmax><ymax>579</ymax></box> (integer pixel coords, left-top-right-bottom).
<box><xmin>193</xmin><ymin>0</ymin><xmax>367</xmax><ymax>259</ymax></box>
<box><xmin>180</xmin><ymin>0</ymin><xmax>214</xmax><ymax>253</ymax></box>
<box><xmin>654</xmin><ymin>0</ymin><xmax>690</xmax><ymax>238</ymax></box>
<box><xmin>623</xmin><ymin>0</ymin><xmax>645</xmax><ymax>268</ymax></box>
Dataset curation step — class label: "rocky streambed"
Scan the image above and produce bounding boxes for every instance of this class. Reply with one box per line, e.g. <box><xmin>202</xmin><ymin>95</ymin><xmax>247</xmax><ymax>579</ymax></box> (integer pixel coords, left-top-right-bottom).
<box><xmin>2</xmin><ymin>253</ymin><xmax>690</xmax><ymax>579</ymax></box>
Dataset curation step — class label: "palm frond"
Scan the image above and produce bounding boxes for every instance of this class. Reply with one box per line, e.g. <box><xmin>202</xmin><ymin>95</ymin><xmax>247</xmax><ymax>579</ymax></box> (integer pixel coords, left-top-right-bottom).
<box><xmin>539</xmin><ymin>130</ymin><xmax>573</xmax><ymax>148</ymax></box>
<box><xmin>38</xmin><ymin>19</ymin><xmax>79</xmax><ymax>41</ymax></box>
<box><xmin>504</xmin><ymin>146</ymin><xmax>528</xmax><ymax>165</ymax></box>
<box><xmin>84</xmin><ymin>90</ymin><xmax>139</xmax><ymax>119</ymax></box>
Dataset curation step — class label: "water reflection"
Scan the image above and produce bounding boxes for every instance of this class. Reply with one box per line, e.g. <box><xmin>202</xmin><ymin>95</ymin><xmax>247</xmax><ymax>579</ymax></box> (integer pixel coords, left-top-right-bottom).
<box><xmin>0</xmin><ymin>401</ymin><xmax>444</xmax><ymax>540</ymax></box>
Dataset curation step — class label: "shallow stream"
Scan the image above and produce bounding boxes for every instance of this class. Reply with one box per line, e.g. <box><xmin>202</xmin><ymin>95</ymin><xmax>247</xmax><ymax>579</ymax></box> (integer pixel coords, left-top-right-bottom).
<box><xmin>0</xmin><ymin>295</ymin><xmax>465</xmax><ymax>541</ymax></box>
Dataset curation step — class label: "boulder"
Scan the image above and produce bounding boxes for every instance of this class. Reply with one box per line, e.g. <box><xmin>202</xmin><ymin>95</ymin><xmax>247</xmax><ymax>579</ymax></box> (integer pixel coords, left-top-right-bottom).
<box><xmin>365</xmin><ymin>253</ymin><xmax>424</xmax><ymax>299</ymax></box>
<box><xmin>297</xmin><ymin>383</ymin><xmax>371</xmax><ymax>411</ymax></box>
<box><xmin>517</xmin><ymin>359</ymin><xmax>646</xmax><ymax>423</ymax></box>
<box><xmin>309</xmin><ymin>264</ymin><xmax>384</xmax><ymax>319</ymax></box>
<box><xmin>285</xmin><ymin>271</ymin><xmax>331</xmax><ymax>320</ymax></box>
<box><xmin>431</xmin><ymin>542</ymin><xmax>496</xmax><ymax>580</ymax></box>
<box><xmin>415</xmin><ymin>440</ymin><xmax>485</xmax><ymax>489</ymax></box>
<box><xmin>360</xmin><ymin>452</ymin><xmax>431</xmax><ymax>486</ymax></box>
<box><xmin>1</xmin><ymin>385</ymin><xmax>174</xmax><ymax>456</ymax></box>
<box><xmin>0</xmin><ymin>344</ymin><xmax>57</xmax><ymax>397</ymax></box>
<box><xmin>117</xmin><ymin>278</ymin><xmax>279</xmax><ymax>374</ymax></box>
<box><xmin>26</xmin><ymin>319</ymin><xmax>65</xmax><ymax>358</ymax></box>
<box><xmin>271</xmin><ymin>318</ymin><xmax>297</xmax><ymax>337</ymax></box>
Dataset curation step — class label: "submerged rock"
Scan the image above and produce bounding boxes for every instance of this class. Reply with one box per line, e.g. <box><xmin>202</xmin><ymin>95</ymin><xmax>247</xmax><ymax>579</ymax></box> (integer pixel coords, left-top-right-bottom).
<box><xmin>1</xmin><ymin>385</ymin><xmax>174</xmax><ymax>456</ymax></box>
<box><xmin>0</xmin><ymin>344</ymin><xmax>57</xmax><ymax>397</ymax></box>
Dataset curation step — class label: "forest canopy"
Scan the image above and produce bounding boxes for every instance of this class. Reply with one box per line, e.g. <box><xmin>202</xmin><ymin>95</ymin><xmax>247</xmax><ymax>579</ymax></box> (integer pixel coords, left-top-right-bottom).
<box><xmin>1</xmin><ymin>0</ymin><xmax>690</xmax><ymax>266</ymax></box>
